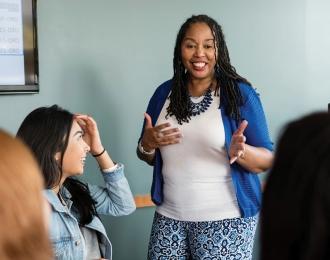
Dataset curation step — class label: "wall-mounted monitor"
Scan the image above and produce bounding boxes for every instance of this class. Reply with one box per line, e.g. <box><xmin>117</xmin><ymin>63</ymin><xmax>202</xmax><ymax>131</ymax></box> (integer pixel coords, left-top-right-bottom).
<box><xmin>0</xmin><ymin>0</ymin><xmax>38</xmax><ymax>94</ymax></box>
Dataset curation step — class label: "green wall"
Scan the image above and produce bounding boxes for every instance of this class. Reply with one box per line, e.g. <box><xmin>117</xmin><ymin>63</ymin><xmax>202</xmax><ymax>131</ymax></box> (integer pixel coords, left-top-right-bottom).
<box><xmin>1</xmin><ymin>0</ymin><xmax>330</xmax><ymax>259</ymax></box>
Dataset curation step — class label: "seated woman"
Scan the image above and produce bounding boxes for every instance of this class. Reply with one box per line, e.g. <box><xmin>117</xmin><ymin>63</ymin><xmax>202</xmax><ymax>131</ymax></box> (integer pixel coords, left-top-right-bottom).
<box><xmin>17</xmin><ymin>105</ymin><xmax>136</xmax><ymax>260</ymax></box>
<box><xmin>0</xmin><ymin>129</ymin><xmax>52</xmax><ymax>260</ymax></box>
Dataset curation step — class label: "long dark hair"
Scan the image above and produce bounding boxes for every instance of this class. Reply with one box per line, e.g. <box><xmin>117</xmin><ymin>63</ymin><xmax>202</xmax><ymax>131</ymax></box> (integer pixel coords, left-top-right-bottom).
<box><xmin>17</xmin><ymin>105</ymin><xmax>97</xmax><ymax>226</ymax></box>
<box><xmin>261</xmin><ymin>112</ymin><xmax>330</xmax><ymax>260</ymax></box>
<box><xmin>167</xmin><ymin>14</ymin><xmax>250</xmax><ymax>124</ymax></box>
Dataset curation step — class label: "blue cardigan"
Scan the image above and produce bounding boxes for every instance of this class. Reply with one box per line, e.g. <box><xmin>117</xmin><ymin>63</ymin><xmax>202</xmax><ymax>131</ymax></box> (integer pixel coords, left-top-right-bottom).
<box><xmin>139</xmin><ymin>79</ymin><xmax>273</xmax><ymax>218</ymax></box>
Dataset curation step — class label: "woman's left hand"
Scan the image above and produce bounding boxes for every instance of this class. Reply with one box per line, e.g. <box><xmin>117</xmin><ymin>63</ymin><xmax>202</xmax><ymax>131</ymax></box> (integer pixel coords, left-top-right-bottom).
<box><xmin>75</xmin><ymin>114</ymin><xmax>104</xmax><ymax>155</ymax></box>
<box><xmin>229</xmin><ymin>120</ymin><xmax>248</xmax><ymax>164</ymax></box>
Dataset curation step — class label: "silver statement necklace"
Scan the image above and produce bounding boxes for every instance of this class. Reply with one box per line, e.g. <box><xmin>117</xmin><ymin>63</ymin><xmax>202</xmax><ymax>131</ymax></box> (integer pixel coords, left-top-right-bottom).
<box><xmin>189</xmin><ymin>88</ymin><xmax>213</xmax><ymax>117</ymax></box>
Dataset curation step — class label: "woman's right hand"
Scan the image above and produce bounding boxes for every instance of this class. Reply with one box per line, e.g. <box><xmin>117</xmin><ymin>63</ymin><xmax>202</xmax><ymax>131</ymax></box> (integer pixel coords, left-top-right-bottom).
<box><xmin>141</xmin><ymin>113</ymin><xmax>182</xmax><ymax>151</ymax></box>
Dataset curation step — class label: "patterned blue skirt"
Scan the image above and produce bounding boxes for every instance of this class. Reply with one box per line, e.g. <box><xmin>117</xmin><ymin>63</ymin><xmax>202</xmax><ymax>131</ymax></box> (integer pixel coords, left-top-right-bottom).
<box><xmin>148</xmin><ymin>212</ymin><xmax>258</xmax><ymax>260</ymax></box>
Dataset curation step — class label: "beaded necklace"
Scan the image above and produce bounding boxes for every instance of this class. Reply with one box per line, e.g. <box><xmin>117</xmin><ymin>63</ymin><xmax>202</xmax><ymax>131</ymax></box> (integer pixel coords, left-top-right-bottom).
<box><xmin>189</xmin><ymin>88</ymin><xmax>213</xmax><ymax>117</ymax></box>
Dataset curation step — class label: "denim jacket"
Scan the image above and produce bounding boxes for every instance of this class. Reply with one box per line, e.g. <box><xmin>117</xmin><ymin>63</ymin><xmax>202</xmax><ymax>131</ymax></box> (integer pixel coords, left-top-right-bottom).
<box><xmin>44</xmin><ymin>163</ymin><xmax>136</xmax><ymax>260</ymax></box>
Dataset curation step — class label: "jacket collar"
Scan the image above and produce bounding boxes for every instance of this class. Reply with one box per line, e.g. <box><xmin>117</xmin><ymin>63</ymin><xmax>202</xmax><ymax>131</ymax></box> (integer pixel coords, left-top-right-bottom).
<box><xmin>43</xmin><ymin>187</ymin><xmax>73</xmax><ymax>212</ymax></box>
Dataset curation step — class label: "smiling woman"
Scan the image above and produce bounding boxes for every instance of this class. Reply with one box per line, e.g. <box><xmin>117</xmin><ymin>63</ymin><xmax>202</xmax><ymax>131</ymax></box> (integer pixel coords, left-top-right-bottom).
<box><xmin>180</xmin><ymin>22</ymin><xmax>217</xmax><ymax>90</ymax></box>
<box><xmin>59</xmin><ymin>120</ymin><xmax>91</xmax><ymax>180</ymax></box>
<box><xmin>17</xmin><ymin>105</ymin><xmax>136</xmax><ymax>260</ymax></box>
<box><xmin>137</xmin><ymin>14</ymin><xmax>273</xmax><ymax>260</ymax></box>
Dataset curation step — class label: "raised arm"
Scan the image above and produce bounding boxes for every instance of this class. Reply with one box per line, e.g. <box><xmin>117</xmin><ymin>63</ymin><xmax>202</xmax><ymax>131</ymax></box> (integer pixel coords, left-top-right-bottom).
<box><xmin>76</xmin><ymin>114</ymin><xmax>136</xmax><ymax>215</ymax></box>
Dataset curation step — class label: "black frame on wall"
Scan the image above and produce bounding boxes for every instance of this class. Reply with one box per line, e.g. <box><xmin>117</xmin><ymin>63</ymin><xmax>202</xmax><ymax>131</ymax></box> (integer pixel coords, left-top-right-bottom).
<box><xmin>0</xmin><ymin>0</ymin><xmax>38</xmax><ymax>94</ymax></box>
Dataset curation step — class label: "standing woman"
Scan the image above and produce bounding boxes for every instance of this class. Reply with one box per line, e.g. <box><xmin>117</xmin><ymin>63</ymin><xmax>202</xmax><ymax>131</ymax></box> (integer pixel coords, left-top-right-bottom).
<box><xmin>17</xmin><ymin>105</ymin><xmax>136</xmax><ymax>260</ymax></box>
<box><xmin>137</xmin><ymin>15</ymin><xmax>273</xmax><ymax>259</ymax></box>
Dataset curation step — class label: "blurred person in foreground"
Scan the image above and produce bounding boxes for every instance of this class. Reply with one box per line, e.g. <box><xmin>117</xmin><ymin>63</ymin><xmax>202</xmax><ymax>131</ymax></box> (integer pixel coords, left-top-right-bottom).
<box><xmin>0</xmin><ymin>129</ymin><xmax>52</xmax><ymax>260</ymax></box>
<box><xmin>261</xmin><ymin>112</ymin><xmax>330</xmax><ymax>260</ymax></box>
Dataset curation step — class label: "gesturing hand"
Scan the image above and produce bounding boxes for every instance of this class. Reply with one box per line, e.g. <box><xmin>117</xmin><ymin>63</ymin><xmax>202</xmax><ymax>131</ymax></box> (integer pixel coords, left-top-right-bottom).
<box><xmin>141</xmin><ymin>113</ymin><xmax>182</xmax><ymax>151</ymax></box>
<box><xmin>229</xmin><ymin>120</ymin><xmax>248</xmax><ymax>164</ymax></box>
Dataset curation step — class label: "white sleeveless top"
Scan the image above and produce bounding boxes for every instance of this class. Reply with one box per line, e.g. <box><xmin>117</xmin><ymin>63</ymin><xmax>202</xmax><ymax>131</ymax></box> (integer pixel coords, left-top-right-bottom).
<box><xmin>156</xmin><ymin>93</ymin><xmax>240</xmax><ymax>221</ymax></box>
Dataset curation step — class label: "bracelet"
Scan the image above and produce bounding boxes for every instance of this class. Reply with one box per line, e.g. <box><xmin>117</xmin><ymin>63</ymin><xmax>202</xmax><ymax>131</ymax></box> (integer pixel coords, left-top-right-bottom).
<box><xmin>92</xmin><ymin>148</ymin><xmax>106</xmax><ymax>157</ymax></box>
<box><xmin>138</xmin><ymin>141</ymin><xmax>155</xmax><ymax>155</ymax></box>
